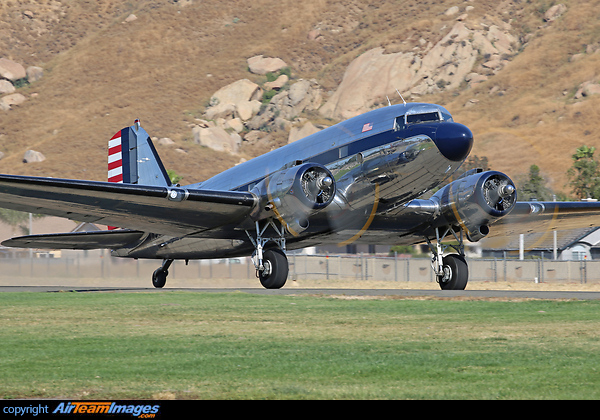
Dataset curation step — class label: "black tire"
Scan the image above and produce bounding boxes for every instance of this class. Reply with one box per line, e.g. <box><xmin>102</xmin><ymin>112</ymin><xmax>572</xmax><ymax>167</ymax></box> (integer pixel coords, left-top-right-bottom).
<box><xmin>152</xmin><ymin>268</ymin><xmax>167</xmax><ymax>288</ymax></box>
<box><xmin>438</xmin><ymin>254</ymin><xmax>468</xmax><ymax>290</ymax></box>
<box><xmin>259</xmin><ymin>249</ymin><xmax>288</xmax><ymax>289</ymax></box>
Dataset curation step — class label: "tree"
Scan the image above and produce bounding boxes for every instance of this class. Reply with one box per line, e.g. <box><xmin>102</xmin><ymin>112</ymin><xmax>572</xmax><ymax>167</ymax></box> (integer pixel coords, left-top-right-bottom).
<box><xmin>519</xmin><ymin>164</ymin><xmax>553</xmax><ymax>201</ymax></box>
<box><xmin>450</xmin><ymin>155</ymin><xmax>490</xmax><ymax>181</ymax></box>
<box><xmin>166</xmin><ymin>169</ymin><xmax>183</xmax><ymax>186</ymax></box>
<box><xmin>567</xmin><ymin>145</ymin><xmax>600</xmax><ymax>199</ymax></box>
<box><xmin>463</xmin><ymin>155</ymin><xmax>490</xmax><ymax>173</ymax></box>
<box><xmin>0</xmin><ymin>209</ymin><xmax>45</xmax><ymax>235</ymax></box>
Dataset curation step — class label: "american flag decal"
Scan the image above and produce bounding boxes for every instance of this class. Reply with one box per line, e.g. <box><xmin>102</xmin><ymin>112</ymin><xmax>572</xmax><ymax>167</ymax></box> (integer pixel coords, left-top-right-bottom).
<box><xmin>362</xmin><ymin>122</ymin><xmax>373</xmax><ymax>133</ymax></box>
<box><xmin>107</xmin><ymin>130</ymin><xmax>125</xmax><ymax>230</ymax></box>
<box><xmin>108</xmin><ymin>131</ymin><xmax>124</xmax><ymax>183</ymax></box>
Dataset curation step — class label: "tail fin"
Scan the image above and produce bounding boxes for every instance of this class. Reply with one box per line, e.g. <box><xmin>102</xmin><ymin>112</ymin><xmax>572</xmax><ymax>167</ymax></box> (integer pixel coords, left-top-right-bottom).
<box><xmin>108</xmin><ymin>119</ymin><xmax>171</xmax><ymax>230</ymax></box>
<box><xmin>108</xmin><ymin>119</ymin><xmax>171</xmax><ymax>187</ymax></box>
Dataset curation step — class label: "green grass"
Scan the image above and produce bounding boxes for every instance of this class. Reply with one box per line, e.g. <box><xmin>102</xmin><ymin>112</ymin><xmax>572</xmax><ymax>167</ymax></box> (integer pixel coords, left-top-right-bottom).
<box><xmin>1</xmin><ymin>291</ymin><xmax>600</xmax><ymax>399</ymax></box>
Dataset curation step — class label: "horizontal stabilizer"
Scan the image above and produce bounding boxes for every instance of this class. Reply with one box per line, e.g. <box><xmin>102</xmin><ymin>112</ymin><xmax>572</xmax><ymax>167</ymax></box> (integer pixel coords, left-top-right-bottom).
<box><xmin>2</xmin><ymin>229</ymin><xmax>145</xmax><ymax>250</ymax></box>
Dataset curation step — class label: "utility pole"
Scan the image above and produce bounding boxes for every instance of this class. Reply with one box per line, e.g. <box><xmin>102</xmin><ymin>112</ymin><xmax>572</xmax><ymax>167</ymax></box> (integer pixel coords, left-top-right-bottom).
<box><xmin>553</xmin><ymin>195</ymin><xmax>558</xmax><ymax>260</ymax></box>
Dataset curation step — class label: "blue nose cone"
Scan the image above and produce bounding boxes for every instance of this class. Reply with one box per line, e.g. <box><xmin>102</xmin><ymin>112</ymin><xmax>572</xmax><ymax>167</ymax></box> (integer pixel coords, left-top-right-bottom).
<box><xmin>434</xmin><ymin>123</ymin><xmax>473</xmax><ymax>162</ymax></box>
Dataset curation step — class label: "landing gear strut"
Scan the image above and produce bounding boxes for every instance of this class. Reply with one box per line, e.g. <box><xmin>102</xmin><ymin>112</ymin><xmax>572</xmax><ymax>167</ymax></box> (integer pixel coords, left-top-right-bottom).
<box><xmin>152</xmin><ymin>258</ymin><xmax>173</xmax><ymax>288</ymax></box>
<box><xmin>426</xmin><ymin>226</ymin><xmax>469</xmax><ymax>290</ymax></box>
<box><xmin>246</xmin><ymin>220</ymin><xmax>289</xmax><ymax>289</ymax></box>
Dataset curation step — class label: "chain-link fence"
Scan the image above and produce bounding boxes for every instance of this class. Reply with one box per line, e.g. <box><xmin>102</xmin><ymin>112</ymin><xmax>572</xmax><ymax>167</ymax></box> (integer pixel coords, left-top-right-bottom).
<box><xmin>0</xmin><ymin>253</ymin><xmax>598</xmax><ymax>286</ymax></box>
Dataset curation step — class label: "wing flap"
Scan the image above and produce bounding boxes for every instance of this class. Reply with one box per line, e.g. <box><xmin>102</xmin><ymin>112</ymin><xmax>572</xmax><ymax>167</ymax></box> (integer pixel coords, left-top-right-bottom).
<box><xmin>488</xmin><ymin>201</ymin><xmax>600</xmax><ymax>237</ymax></box>
<box><xmin>2</xmin><ymin>229</ymin><xmax>146</xmax><ymax>250</ymax></box>
<box><xmin>0</xmin><ymin>174</ymin><xmax>256</xmax><ymax>236</ymax></box>
<box><xmin>481</xmin><ymin>201</ymin><xmax>600</xmax><ymax>250</ymax></box>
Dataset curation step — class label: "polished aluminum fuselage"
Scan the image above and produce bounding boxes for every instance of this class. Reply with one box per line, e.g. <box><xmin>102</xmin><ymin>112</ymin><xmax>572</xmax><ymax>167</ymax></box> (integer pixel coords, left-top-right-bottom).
<box><xmin>118</xmin><ymin>103</ymin><xmax>471</xmax><ymax>259</ymax></box>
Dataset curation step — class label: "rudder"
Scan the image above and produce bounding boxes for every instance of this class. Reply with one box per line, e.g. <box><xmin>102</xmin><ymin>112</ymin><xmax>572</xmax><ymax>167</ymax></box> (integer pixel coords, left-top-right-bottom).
<box><xmin>108</xmin><ymin>119</ymin><xmax>171</xmax><ymax>187</ymax></box>
<box><xmin>107</xmin><ymin>119</ymin><xmax>171</xmax><ymax>230</ymax></box>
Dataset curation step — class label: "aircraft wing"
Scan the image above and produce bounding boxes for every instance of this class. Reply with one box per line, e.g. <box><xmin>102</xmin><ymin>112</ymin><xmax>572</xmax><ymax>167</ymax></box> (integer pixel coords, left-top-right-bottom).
<box><xmin>0</xmin><ymin>174</ymin><xmax>256</xmax><ymax>237</ymax></box>
<box><xmin>2</xmin><ymin>229</ymin><xmax>146</xmax><ymax>249</ymax></box>
<box><xmin>488</xmin><ymin>200</ymin><xmax>600</xmax><ymax>237</ymax></box>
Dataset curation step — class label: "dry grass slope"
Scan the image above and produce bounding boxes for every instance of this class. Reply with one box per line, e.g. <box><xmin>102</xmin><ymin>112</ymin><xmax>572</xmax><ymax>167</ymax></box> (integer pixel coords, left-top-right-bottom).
<box><xmin>0</xmin><ymin>0</ymin><xmax>599</xmax><ymax>194</ymax></box>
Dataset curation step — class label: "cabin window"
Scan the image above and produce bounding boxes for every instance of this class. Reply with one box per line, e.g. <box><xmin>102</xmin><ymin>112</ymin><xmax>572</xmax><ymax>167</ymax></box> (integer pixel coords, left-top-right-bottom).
<box><xmin>406</xmin><ymin>111</ymin><xmax>441</xmax><ymax>125</ymax></box>
<box><xmin>393</xmin><ymin>116</ymin><xmax>405</xmax><ymax>131</ymax></box>
<box><xmin>339</xmin><ymin>145</ymin><xmax>349</xmax><ymax>159</ymax></box>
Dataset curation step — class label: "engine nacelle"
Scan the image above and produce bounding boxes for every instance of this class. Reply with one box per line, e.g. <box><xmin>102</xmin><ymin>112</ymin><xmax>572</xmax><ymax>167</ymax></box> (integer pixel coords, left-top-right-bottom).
<box><xmin>432</xmin><ymin>170</ymin><xmax>517</xmax><ymax>242</ymax></box>
<box><xmin>250</xmin><ymin>163</ymin><xmax>336</xmax><ymax>235</ymax></box>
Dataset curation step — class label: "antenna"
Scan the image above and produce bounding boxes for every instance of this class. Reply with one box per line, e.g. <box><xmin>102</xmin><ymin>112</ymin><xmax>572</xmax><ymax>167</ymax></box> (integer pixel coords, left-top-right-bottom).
<box><xmin>386</xmin><ymin>96</ymin><xmax>391</xmax><ymax>106</ymax></box>
<box><xmin>396</xmin><ymin>89</ymin><xmax>407</xmax><ymax>105</ymax></box>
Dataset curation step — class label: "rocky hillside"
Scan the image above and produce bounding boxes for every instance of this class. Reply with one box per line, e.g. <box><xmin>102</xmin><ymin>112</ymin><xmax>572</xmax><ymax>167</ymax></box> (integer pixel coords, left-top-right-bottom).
<box><xmin>1</xmin><ymin>0</ymin><xmax>599</xmax><ymax>195</ymax></box>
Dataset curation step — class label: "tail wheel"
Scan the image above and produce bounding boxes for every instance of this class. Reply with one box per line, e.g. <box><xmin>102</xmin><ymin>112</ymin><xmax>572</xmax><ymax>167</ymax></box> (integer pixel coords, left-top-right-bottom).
<box><xmin>438</xmin><ymin>254</ymin><xmax>468</xmax><ymax>290</ymax></box>
<box><xmin>259</xmin><ymin>249</ymin><xmax>288</xmax><ymax>289</ymax></box>
<box><xmin>152</xmin><ymin>268</ymin><xmax>167</xmax><ymax>288</ymax></box>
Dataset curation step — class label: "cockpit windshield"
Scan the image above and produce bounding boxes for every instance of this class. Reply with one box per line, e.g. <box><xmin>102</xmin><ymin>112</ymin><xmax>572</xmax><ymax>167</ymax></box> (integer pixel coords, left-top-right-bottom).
<box><xmin>406</xmin><ymin>111</ymin><xmax>440</xmax><ymax>124</ymax></box>
<box><xmin>394</xmin><ymin>106</ymin><xmax>454</xmax><ymax>131</ymax></box>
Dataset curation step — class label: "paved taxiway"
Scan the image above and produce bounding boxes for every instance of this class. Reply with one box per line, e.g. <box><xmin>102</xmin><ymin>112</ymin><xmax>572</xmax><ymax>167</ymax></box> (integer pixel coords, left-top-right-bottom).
<box><xmin>2</xmin><ymin>286</ymin><xmax>600</xmax><ymax>300</ymax></box>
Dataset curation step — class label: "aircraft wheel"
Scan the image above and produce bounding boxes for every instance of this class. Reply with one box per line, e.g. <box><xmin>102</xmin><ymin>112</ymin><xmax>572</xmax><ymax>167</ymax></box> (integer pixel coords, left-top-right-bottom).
<box><xmin>259</xmin><ymin>249</ymin><xmax>288</xmax><ymax>289</ymax></box>
<box><xmin>152</xmin><ymin>268</ymin><xmax>168</xmax><ymax>288</ymax></box>
<box><xmin>438</xmin><ymin>254</ymin><xmax>468</xmax><ymax>290</ymax></box>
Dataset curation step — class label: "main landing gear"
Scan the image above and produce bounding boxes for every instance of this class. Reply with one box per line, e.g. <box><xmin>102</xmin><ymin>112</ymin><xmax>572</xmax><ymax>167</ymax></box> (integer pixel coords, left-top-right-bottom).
<box><xmin>426</xmin><ymin>226</ymin><xmax>469</xmax><ymax>290</ymax></box>
<box><xmin>246</xmin><ymin>219</ymin><xmax>289</xmax><ymax>289</ymax></box>
<box><xmin>149</xmin><ymin>218</ymin><xmax>290</xmax><ymax>290</ymax></box>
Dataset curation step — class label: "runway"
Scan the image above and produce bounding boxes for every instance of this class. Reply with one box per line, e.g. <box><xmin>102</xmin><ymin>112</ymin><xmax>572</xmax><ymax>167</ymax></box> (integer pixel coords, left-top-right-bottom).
<box><xmin>2</xmin><ymin>286</ymin><xmax>600</xmax><ymax>300</ymax></box>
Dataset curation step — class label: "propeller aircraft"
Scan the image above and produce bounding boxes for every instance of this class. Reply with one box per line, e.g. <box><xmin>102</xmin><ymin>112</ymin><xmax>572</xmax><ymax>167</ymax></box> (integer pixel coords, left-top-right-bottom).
<box><xmin>1</xmin><ymin>103</ymin><xmax>599</xmax><ymax>290</ymax></box>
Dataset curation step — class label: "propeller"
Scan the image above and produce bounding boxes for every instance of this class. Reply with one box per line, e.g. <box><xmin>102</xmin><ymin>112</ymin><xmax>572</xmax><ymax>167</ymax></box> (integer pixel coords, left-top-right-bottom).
<box><xmin>300</xmin><ymin>167</ymin><xmax>335</xmax><ymax>204</ymax></box>
<box><xmin>482</xmin><ymin>175</ymin><xmax>516</xmax><ymax>211</ymax></box>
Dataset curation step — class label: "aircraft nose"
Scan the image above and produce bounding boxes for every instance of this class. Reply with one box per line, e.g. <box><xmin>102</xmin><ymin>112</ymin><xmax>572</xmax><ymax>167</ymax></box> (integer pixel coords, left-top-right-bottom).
<box><xmin>434</xmin><ymin>123</ymin><xmax>473</xmax><ymax>162</ymax></box>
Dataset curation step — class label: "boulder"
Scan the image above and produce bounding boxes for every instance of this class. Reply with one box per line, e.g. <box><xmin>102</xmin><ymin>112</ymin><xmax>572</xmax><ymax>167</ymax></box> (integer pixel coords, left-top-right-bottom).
<box><xmin>471</xmin><ymin>31</ymin><xmax>498</xmax><ymax>56</ymax></box>
<box><xmin>0</xmin><ymin>58</ymin><xmax>26</xmax><ymax>81</ymax></box>
<box><xmin>243</xmin><ymin>130</ymin><xmax>273</xmax><ymax>149</ymax></box>
<box><xmin>236</xmin><ymin>100</ymin><xmax>261</xmax><ymax>121</ymax></box>
<box><xmin>192</xmin><ymin>125</ymin><xmax>242</xmax><ymax>154</ymax></box>
<box><xmin>288</xmin><ymin>79</ymin><xmax>312</xmax><ymax>106</ymax></box>
<box><xmin>465</xmin><ymin>72</ymin><xmax>488</xmax><ymax>86</ymax></box>
<box><xmin>204</xmin><ymin>102</ymin><xmax>236</xmax><ymax>120</ymax></box>
<box><xmin>206</xmin><ymin>79</ymin><xmax>262</xmax><ymax>121</ymax></box>
<box><xmin>575</xmin><ymin>81</ymin><xmax>600</xmax><ymax>99</ymax></box>
<box><xmin>225</xmin><ymin>118</ymin><xmax>244</xmax><ymax>133</ymax></box>
<box><xmin>156</xmin><ymin>137</ymin><xmax>175</xmax><ymax>146</ymax></box>
<box><xmin>544</xmin><ymin>4</ymin><xmax>567</xmax><ymax>22</ymax></box>
<box><xmin>26</xmin><ymin>66</ymin><xmax>43</xmax><ymax>82</ymax></box>
<box><xmin>0</xmin><ymin>93</ymin><xmax>26</xmax><ymax>111</ymax></box>
<box><xmin>319</xmin><ymin>48</ymin><xmax>416</xmax><ymax>119</ymax></box>
<box><xmin>267</xmin><ymin>80</ymin><xmax>322</xmax><ymax>121</ymax></box>
<box><xmin>23</xmin><ymin>150</ymin><xmax>45</xmax><ymax>163</ymax></box>
<box><xmin>320</xmin><ymin>21</ymin><xmax>518</xmax><ymax>119</ymax></box>
<box><xmin>210</xmin><ymin>79</ymin><xmax>262</xmax><ymax>106</ymax></box>
<box><xmin>482</xmin><ymin>57</ymin><xmax>502</xmax><ymax>70</ymax></box>
<box><xmin>264</xmin><ymin>74</ymin><xmax>288</xmax><ymax>90</ymax></box>
<box><xmin>487</xmin><ymin>25</ymin><xmax>517</xmax><ymax>55</ymax></box>
<box><xmin>0</xmin><ymin>80</ymin><xmax>15</xmax><ymax>94</ymax></box>
<box><xmin>247</xmin><ymin>55</ymin><xmax>288</xmax><ymax>75</ymax></box>
<box><xmin>444</xmin><ymin>6</ymin><xmax>460</xmax><ymax>16</ymax></box>
<box><xmin>288</xmin><ymin>121</ymin><xmax>321</xmax><ymax>143</ymax></box>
